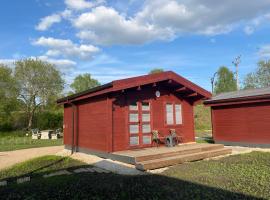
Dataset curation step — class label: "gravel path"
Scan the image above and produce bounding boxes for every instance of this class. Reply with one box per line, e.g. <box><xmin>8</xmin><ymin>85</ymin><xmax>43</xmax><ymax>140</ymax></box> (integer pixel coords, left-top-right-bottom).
<box><xmin>0</xmin><ymin>146</ymin><xmax>64</xmax><ymax>170</ymax></box>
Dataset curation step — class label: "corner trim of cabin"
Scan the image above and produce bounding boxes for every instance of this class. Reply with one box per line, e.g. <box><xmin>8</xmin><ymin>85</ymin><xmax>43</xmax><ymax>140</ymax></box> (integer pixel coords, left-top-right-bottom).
<box><xmin>64</xmin><ymin>145</ymin><xmax>136</xmax><ymax>164</ymax></box>
<box><xmin>215</xmin><ymin>140</ymin><xmax>270</xmax><ymax>148</ymax></box>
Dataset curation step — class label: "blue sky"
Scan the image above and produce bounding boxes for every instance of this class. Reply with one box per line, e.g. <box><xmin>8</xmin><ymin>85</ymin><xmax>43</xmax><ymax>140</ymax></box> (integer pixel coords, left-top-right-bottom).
<box><xmin>1</xmin><ymin>0</ymin><xmax>270</xmax><ymax>92</ymax></box>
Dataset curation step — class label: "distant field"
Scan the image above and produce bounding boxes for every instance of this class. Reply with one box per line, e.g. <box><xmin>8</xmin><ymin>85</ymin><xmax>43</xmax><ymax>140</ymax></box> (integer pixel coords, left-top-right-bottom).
<box><xmin>0</xmin><ymin>131</ymin><xmax>63</xmax><ymax>152</ymax></box>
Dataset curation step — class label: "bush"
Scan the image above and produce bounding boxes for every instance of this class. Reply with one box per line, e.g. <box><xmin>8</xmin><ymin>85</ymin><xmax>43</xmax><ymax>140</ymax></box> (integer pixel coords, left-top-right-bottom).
<box><xmin>11</xmin><ymin>112</ymin><xmax>27</xmax><ymax>130</ymax></box>
<box><xmin>34</xmin><ymin>111</ymin><xmax>63</xmax><ymax>130</ymax></box>
<box><xmin>0</xmin><ymin>110</ymin><xmax>63</xmax><ymax>131</ymax></box>
<box><xmin>0</xmin><ymin>121</ymin><xmax>13</xmax><ymax>131</ymax></box>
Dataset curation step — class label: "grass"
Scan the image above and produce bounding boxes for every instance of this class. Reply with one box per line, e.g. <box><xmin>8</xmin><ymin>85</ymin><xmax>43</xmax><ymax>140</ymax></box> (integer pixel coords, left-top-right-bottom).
<box><xmin>0</xmin><ymin>155</ymin><xmax>86</xmax><ymax>180</ymax></box>
<box><xmin>0</xmin><ymin>131</ymin><xmax>63</xmax><ymax>151</ymax></box>
<box><xmin>0</xmin><ymin>152</ymin><xmax>270</xmax><ymax>199</ymax></box>
<box><xmin>163</xmin><ymin>151</ymin><xmax>270</xmax><ymax>199</ymax></box>
<box><xmin>195</xmin><ymin>136</ymin><xmax>214</xmax><ymax>144</ymax></box>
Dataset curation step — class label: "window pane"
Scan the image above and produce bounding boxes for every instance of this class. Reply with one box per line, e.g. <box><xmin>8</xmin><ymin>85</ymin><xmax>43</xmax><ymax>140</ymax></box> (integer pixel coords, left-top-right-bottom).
<box><xmin>175</xmin><ymin>104</ymin><xmax>182</xmax><ymax>124</ymax></box>
<box><xmin>142</xmin><ymin>113</ymin><xmax>150</xmax><ymax>122</ymax></box>
<box><xmin>130</xmin><ymin>137</ymin><xmax>139</xmax><ymax>146</ymax></box>
<box><xmin>129</xmin><ymin>113</ymin><xmax>138</xmax><ymax>122</ymax></box>
<box><xmin>166</xmin><ymin>104</ymin><xmax>174</xmax><ymax>125</ymax></box>
<box><xmin>142</xmin><ymin>102</ymin><xmax>150</xmax><ymax>111</ymax></box>
<box><xmin>129</xmin><ymin>125</ymin><xmax>139</xmax><ymax>134</ymax></box>
<box><xmin>143</xmin><ymin>136</ymin><xmax>151</xmax><ymax>144</ymax></box>
<box><xmin>142</xmin><ymin>124</ymin><xmax>151</xmax><ymax>133</ymax></box>
<box><xmin>129</xmin><ymin>102</ymin><xmax>138</xmax><ymax>111</ymax></box>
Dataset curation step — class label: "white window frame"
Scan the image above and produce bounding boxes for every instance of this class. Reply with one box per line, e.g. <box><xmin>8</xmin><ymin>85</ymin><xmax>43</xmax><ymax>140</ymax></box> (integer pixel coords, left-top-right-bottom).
<box><xmin>165</xmin><ymin>103</ymin><xmax>183</xmax><ymax>125</ymax></box>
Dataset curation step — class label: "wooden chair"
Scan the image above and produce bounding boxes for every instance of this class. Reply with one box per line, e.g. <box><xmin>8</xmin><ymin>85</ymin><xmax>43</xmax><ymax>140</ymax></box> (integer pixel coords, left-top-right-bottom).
<box><xmin>169</xmin><ymin>129</ymin><xmax>184</xmax><ymax>145</ymax></box>
<box><xmin>152</xmin><ymin>130</ymin><xmax>165</xmax><ymax>147</ymax></box>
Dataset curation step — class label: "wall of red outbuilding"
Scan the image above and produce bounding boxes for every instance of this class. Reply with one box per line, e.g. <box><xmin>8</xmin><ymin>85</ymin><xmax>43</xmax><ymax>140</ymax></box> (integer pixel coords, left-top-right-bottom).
<box><xmin>63</xmin><ymin>104</ymin><xmax>73</xmax><ymax>146</ymax></box>
<box><xmin>63</xmin><ymin>85</ymin><xmax>195</xmax><ymax>152</ymax></box>
<box><xmin>63</xmin><ymin>95</ymin><xmax>112</xmax><ymax>152</ymax></box>
<box><xmin>212</xmin><ymin>102</ymin><xmax>270</xmax><ymax>144</ymax></box>
<box><xmin>111</xmin><ymin>85</ymin><xmax>195</xmax><ymax>151</ymax></box>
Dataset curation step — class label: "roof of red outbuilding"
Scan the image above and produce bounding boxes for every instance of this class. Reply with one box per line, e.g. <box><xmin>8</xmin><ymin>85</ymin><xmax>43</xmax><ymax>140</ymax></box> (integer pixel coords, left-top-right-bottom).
<box><xmin>204</xmin><ymin>87</ymin><xmax>270</xmax><ymax>106</ymax></box>
<box><xmin>57</xmin><ymin>71</ymin><xmax>212</xmax><ymax>104</ymax></box>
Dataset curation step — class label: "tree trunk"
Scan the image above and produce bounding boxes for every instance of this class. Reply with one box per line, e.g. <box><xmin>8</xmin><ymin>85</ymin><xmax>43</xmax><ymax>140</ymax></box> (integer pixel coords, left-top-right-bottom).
<box><xmin>27</xmin><ymin>111</ymin><xmax>33</xmax><ymax>130</ymax></box>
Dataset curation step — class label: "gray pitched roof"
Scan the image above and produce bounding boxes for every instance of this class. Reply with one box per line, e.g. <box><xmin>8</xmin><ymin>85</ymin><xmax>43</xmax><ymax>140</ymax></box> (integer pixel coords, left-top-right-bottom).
<box><xmin>204</xmin><ymin>87</ymin><xmax>270</xmax><ymax>104</ymax></box>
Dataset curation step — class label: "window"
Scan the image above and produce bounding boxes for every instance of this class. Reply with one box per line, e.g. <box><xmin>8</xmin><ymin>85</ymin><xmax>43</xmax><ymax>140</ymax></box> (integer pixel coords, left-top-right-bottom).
<box><xmin>129</xmin><ymin>102</ymin><xmax>138</xmax><ymax>111</ymax></box>
<box><xmin>142</xmin><ymin>102</ymin><xmax>150</xmax><ymax>111</ymax></box>
<box><xmin>130</xmin><ymin>136</ymin><xmax>139</xmax><ymax>145</ymax></box>
<box><xmin>142</xmin><ymin>113</ymin><xmax>150</xmax><ymax>122</ymax></box>
<box><xmin>166</xmin><ymin>104</ymin><xmax>174</xmax><ymax>125</ymax></box>
<box><xmin>165</xmin><ymin>103</ymin><xmax>183</xmax><ymax>125</ymax></box>
<box><xmin>129</xmin><ymin>113</ymin><xmax>139</xmax><ymax>122</ymax></box>
<box><xmin>129</xmin><ymin>124</ymin><xmax>139</xmax><ymax>134</ymax></box>
<box><xmin>142</xmin><ymin>124</ymin><xmax>151</xmax><ymax>133</ymax></box>
<box><xmin>143</xmin><ymin>136</ymin><xmax>151</xmax><ymax>144</ymax></box>
<box><xmin>175</xmin><ymin>104</ymin><xmax>182</xmax><ymax>124</ymax></box>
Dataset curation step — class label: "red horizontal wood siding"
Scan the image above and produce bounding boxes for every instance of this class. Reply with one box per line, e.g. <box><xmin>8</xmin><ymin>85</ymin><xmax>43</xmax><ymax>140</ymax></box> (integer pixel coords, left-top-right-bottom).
<box><xmin>212</xmin><ymin>102</ymin><xmax>270</xmax><ymax>144</ymax></box>
<box><xmin>76</xmin><ymin>96</ymin><xmax>110</xmax><ymax>152</ymax></box>
<box><xmin>112</xmin><ymin>85</ymin><xmax>195</xmax><ymax>151</ymax></box>
<box><xmin>63</xmin><ymin>84</ymin><xmax>197</xmax><ymax>153</ymax></box>
<box><xmin>63</xmin><ymin>104</ymin><xmax>73</xmax><ymax>146</ymax></box>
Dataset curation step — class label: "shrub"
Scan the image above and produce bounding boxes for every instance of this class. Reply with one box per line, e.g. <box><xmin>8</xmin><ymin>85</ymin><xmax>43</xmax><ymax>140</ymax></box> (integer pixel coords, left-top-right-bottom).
<box><xmin>34</xmin><ymin>111</ymin><xmax>63</xmax><ymax>130</ymax></box>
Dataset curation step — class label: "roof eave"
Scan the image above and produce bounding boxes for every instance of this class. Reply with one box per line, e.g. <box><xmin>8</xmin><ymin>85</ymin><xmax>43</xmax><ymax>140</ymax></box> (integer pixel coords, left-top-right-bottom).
<box><xmin>204</xmin><ymin>94</ymin><xmax>270</xmax><ymax>106</ymax></box>
<box><xmin>56</xmin><ymin>82</ymin><xmax>113</xmax><ymax>104</ymax></box>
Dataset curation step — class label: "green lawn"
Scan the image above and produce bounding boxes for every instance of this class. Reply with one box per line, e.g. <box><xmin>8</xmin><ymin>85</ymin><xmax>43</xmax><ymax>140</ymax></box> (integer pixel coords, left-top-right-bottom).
<box><xmin>0</xmin><ymin>152</ymin><xmax>270</xmax><ymax>199</ymax></box>
<box><xmin>0</xmin><ymin>131</ymin><xmax>63</xmax><ymax>151</ymax></box>
<box><xmin>0</xmin><ymin>155</ymin><xmax>86</xmax><ymax>180</ymax></box>
<box><xmin>195</xmin><ymin>137</ymin><xmax>214</xmax><ymax>144</ymax></box>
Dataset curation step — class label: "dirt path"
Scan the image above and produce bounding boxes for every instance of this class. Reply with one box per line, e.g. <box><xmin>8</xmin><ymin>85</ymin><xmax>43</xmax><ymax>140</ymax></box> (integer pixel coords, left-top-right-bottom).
<box><xmin>0</xmin><ymin>146</ymin><xmax>64</xmax><ymax>170</ymax></box>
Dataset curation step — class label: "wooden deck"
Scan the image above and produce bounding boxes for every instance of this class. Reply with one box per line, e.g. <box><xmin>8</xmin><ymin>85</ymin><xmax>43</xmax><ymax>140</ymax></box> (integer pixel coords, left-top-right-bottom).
<box><xmin>112</xmin><ymin>143</ymin><xmax>232</xmax><ymax>171</ymax></box>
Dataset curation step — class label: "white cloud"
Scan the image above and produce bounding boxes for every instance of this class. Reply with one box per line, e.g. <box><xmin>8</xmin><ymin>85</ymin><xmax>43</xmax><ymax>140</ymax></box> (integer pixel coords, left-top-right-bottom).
<box><xmin>32</xmin><ymin>37</ymin><xmax>100</xmax><ymax>60</ymax></box>
<box><xmin>38</xmin><ymin>55</ymin><xmax>76</xmax><ymax>69</ymax></box>
<box><xmin>72</xmin><ymin>0</ymin><xmax>270</xmax><ymax>45</ymax></box>
<box><xmin>0</xmin><ymin>56</ymin><xmax>76</xmax><ymax>71</ymax></box>
<box><xmin>36</xmin><ymin>14</ymin><xmax>62</xmax><ymax>31</ymax></box>
<box><xmin>244</xmin><ymin>26</ymin><xmax>254</xmax><ymax>35</ymax></box>
<box><xmin>136</xmin><ymin>0</ymin><xmax>270</xmax><ymax>35</ymax></box>
<box><xmin>74</xmin><ymin>6</ymin><xmax>174</xmax><ymax>45</ymax></box>
<box><xmin>61</xmin><ymin>9</ymin><xmax>73</xmax><ymax>19</ymax></box>
<box><xmin>64</xmin><ymin>0</ymin><xmax>104</xmax><ymax>10</ymax></box>
<box><xmin>258</xmin><ymin>45</ymin><xmax>270</xmax><ymax>58</ymax></box>
<box><xmin>0</xmin><ymin>59</ymin><xmax>15</xmax><ymax>67</ymax></box>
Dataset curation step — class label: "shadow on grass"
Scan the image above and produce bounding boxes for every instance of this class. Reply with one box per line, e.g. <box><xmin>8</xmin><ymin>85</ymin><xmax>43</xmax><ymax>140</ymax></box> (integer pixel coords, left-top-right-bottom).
<box><xmin>1</xmin><ymin>158</ymin><xmax>90</xmax><ymax>182</ymax></box>
<box><xmin>0</xmin><ymin>167</ymin><xmax>263</xmax><ymax>200</ymax></box>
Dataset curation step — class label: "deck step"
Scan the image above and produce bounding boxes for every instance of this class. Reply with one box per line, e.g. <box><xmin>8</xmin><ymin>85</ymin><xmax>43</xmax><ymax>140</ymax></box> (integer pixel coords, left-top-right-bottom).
<box><xmin>135</xmin><ymin>148</ymin><xmax>232</xmax><ymax>171</ymax></box>
<box><xmin>135</xmin><ymin>144</ymin><xmax>224</xmax><ymax>162</ymax></box>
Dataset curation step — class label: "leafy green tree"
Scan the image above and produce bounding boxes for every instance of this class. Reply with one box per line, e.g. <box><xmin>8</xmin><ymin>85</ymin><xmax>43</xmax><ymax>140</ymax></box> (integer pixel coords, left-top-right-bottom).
<box><xmin>70</xmin><ymin>73</ymin><xmax>100</xmax><ymax>93</ymax></box>
<box><xmin>149</xmin><ymin>68</ymin><xmax>164</xmax><ymax>74</ymax></box>
<box><xmin>243</xmin><ymin>60</ymin><xmax>270</xmax><ymax>89</ymax></box>
<box><xmin>0</xmin><ymin>64</ymin><xmax>19</xmax><ymax>121</ymax></box>
<box><xmin>15</xmin><ymin>58</ymin><xmax>64</xmax><ymax>129</ymax></box>
<box><xmin>214</xmin><ymin>66</ymin><xmax>237</xmax><ymax>94</ymax></box>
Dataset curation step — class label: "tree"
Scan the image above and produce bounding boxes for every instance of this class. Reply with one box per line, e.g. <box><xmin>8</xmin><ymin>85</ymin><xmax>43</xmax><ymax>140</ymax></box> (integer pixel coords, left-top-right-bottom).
<box><xmin>243</xmin><ymin>60</ymin><xmax>270</xmax><ymax>89</ymax></box>
<box><xmin>15</xmin><ymin>58</ymin><xmax>64</xmax><ymax>129</ymax></box>
<box><xmin>214</xmin><ymin>66</ymin><xmax>237</xmax><ymax>94</ymax></box>
<box><xmin>0</xmin><ymin>64</ymin><xmax>18</xmax><ymax>117</ymax></box>
<box><xmin>70</xmin><ymin>73</ymin><xmax>100</xmax><ymax>93</ymax></box>
<box><xmin>149</xmin><ymin>68</ymin><xmax>164</xmax><ymax>74</ymax></box>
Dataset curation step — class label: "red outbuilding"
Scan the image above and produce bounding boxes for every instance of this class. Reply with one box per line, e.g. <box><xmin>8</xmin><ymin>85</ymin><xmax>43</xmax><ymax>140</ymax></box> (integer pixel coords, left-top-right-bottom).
<box><xmin>204</xmin><ymin>87</ymin><xmax>270</xmax><ymax>147</ymax></box>
<box><xmin>57</xmin><ymin>71</ymin><xmax>211</xmax><ymax>155</ymax></box>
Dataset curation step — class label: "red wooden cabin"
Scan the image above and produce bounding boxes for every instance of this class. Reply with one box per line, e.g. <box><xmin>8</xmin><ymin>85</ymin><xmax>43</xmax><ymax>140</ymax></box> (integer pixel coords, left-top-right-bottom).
<box><xmin>57</xmin><ymin>71</ymin><xmax>211</xmax><ymax>154</ymax></box>
<box><xmin>204</xmin><ymin>87</ymin><xmax>270</xmax><ymax>147</ymax></box>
